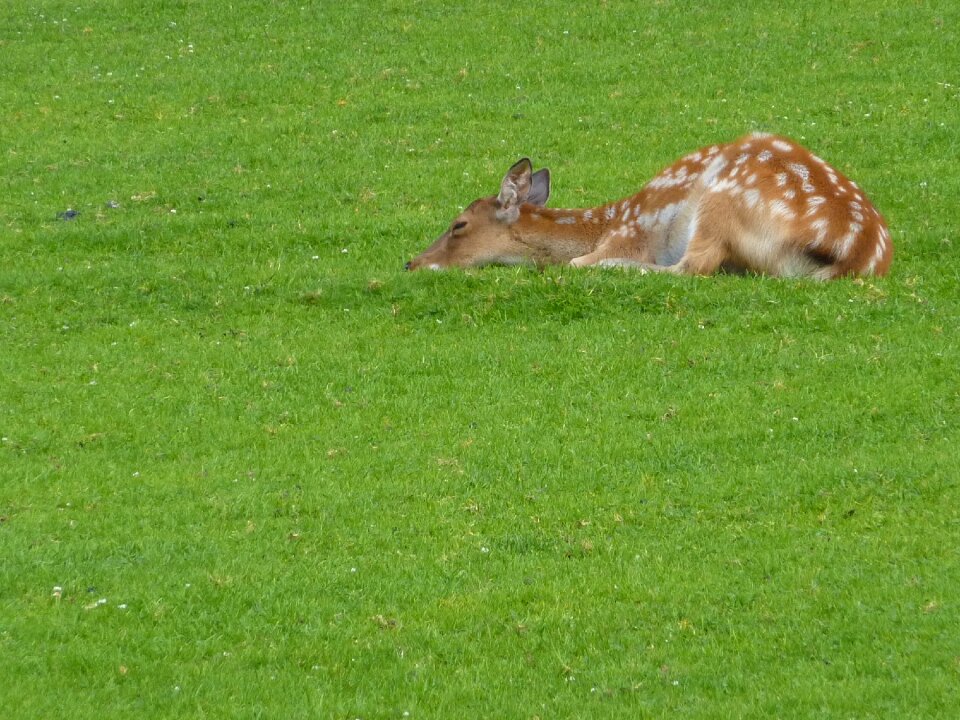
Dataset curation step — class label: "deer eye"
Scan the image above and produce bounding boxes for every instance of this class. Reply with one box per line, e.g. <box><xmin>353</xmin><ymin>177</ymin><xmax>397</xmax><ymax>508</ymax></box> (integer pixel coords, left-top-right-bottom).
<box><xmin>451</xmin><ymin>220</ymin><xmax>468</xmax><ymax>234</ymax></box>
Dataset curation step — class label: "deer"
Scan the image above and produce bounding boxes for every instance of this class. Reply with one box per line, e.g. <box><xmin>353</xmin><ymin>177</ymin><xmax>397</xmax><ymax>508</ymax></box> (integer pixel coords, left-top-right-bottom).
<box><xmin>405</xmin><ymin>133</ymin><xmax>892</xmax><ymax>279</ymax></box>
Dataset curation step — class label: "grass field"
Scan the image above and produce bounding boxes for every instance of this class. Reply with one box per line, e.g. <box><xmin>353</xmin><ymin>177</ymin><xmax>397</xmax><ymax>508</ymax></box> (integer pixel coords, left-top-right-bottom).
<box><xmin>3</xmin><ymin>1</ymin><xmax>960</xmax><ymax>717</ymax></box>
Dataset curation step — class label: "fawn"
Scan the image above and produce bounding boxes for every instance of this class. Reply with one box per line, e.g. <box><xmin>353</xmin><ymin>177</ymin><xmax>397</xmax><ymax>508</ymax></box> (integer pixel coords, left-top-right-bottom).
<box><xmin>406</xmin><ymin>133</ymin><xmax>892</xmax><ymax>279</ymax></box>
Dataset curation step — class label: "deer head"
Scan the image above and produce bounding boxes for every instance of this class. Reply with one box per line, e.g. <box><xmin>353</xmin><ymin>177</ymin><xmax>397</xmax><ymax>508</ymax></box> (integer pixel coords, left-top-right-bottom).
<box><xmin>406</xmin><ymin>159</ymin><xmax>551</xmax><ymax>270</ymax></box>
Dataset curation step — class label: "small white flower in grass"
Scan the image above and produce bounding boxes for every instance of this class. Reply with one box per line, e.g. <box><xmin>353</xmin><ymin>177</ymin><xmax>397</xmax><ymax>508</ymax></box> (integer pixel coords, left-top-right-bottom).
<box><xmin>52</xmin><ymin>586</ymin><xmax>63</xmax><ymax>599</ymax></box>
<box><xmin>341</xmin><ymin>248</ymin><xmax>349</xmax><ymax>254</ymax></box>
<box><xmin>118</xmin><ymin>604</ymin><xmax>128</xmax><ymax>609</ymax></box>
<box><xmin>312</xmin><ymin>255</ymin><xmax>319</xmax><ymax>260</ymax></box>
<box><xmin>480</xmin><ymin>546</ymin><xmax>490</xmax><ymax>554</ymax></box>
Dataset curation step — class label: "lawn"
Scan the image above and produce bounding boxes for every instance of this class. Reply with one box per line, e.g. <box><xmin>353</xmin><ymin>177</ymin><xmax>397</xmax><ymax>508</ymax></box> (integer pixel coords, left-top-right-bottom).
<box><xmin>2</xmin><ymin>1</ymin><xmax>959</xmax><ymax>717</ymax></box>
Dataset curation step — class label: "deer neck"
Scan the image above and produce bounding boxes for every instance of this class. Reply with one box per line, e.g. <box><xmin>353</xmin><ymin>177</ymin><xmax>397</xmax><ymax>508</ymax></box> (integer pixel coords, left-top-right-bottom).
<box><xmin>512</xmin><ymin>204</ymin><xmax>621</xmax><ymax>265</ymax></box>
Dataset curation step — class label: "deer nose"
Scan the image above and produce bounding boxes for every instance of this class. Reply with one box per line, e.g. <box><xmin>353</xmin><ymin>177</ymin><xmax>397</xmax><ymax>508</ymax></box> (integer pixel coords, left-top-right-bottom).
<box><xmin>404</xmin><ymin>261</ymin><xmax>412</xmax><ymax>271</ymax></box>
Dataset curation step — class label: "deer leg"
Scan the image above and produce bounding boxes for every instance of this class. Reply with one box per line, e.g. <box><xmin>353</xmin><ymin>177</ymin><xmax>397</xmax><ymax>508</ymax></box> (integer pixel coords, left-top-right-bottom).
<box><xmin>571</xmin><ymin>253</ymin><xmax>653</xmax><ymax>269</ymax></box>
<box><xmin>570</xmin><ymin>228</ymin><xmax>651</xmax><ymax>268</ymax></box>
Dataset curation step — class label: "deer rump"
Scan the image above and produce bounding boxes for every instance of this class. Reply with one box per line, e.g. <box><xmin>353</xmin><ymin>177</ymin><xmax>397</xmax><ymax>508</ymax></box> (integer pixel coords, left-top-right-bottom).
<box><xmin>406</xmin><ymin>133</ymin><xmax>892</xmax><ymax>280</ymax></box>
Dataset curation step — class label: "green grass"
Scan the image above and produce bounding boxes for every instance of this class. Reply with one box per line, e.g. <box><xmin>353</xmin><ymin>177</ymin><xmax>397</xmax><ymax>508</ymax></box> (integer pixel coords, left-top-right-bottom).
<box><xmin>3</xmin><ymin>1</ymin><xmax>960</xmax><ymax>717</ymax></box>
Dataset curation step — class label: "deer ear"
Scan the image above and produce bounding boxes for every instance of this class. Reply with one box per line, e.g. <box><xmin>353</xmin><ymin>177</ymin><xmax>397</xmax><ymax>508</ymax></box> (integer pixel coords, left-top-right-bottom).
<box><xmin>497</xmin><ymin>158</ymin><xmax>533</xmax><ymax>221</ymax></box>
<box><xmin>527</xmin><ymin>168</ymin><xmax>550</xmax><ymax>207</ymax></box>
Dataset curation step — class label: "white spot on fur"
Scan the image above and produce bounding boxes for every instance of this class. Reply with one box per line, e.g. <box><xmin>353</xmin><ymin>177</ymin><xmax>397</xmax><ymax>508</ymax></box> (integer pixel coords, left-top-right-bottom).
<box><xmin>605</xmin><ymin>206</ymin><xmax>616</xmax><ymax>220</ymax></box>
<box><xmin>810</xmin><ymin>218</ymin><xmax>829</xmax><ymax>245</ymax></box>
<box><xmin>772</xmin><ymin>139</ymin><xmax>793</xmax><ymax>153</ymax></box>
<box><xmin>769</xmin><ymin>200</ymin><xmax>795</xmax><ymax>219</ymax></box>
<box><xmin>744</xmin><ymin>189</ymin><xmax>760</xmax><ymax>208</ymax></box>
<box><xmin>701</xmin><ymin>155</ymin><xmax>729</xmax><ymax>188</ymax></box>
<box><xmin>874</xmin><ymin>234</ymin><xmax>888</xmax><ymax>266</ymax></box>
<box><xmin>555</xmin><ymin>216</ymin><xmax>576</xmax><ymax>225</ymax></box>
<box><xmin>788</xmin><ymin>163</ymin><xmax>811</xmax><ymax>187</ymax></box>
<box><xmin>776</xmin><ymin>173</ymin><xmax>788</xmax><ymax>187</ymax></box>
<box><xmin>636</xmin><ymin>202</ymin><xmax>682</xmax><ymax>230</ymax></box>
<box><xmin>805</xmin><ymin>196</ymin><xmax>826</xmax><ymax>217</ymax></box>
<box><xmin>648</xmin><ymin>170</ymin><xmax>694</xmax><ymax>191</ymax></box>
<box><xmin>709</xmin><ymin>178</ymin><xmax>738</xmax><ymax>194</ymax></box>
<box><xmin>838</xmin><ymin>231</ymin><xmax>856</xmax><ymax>259</ymax></box>
<box><xmin>583</xmin><ymin>210</ymin><xmax>593</xmax><ymax>220</ymax></box>
<box><xmin>784</xmin><ymin>189</ymin><xmax>797</xmax><ymax>200</ymax></box>
<box><xmin>757</xmin><ymin>149</ymin><xmax>773</xmax><ymax>162</ymax></box>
